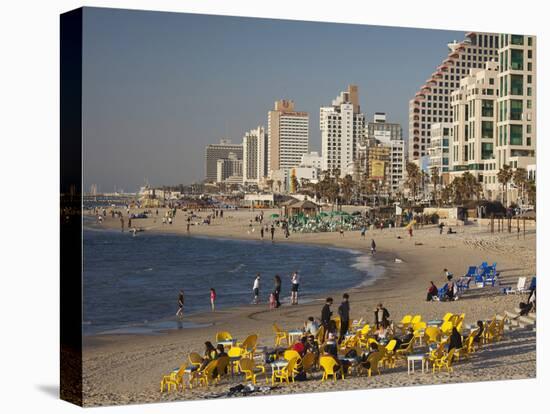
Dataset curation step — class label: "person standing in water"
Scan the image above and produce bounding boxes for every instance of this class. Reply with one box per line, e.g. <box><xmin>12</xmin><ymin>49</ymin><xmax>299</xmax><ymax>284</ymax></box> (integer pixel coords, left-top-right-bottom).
<box><xmin>371</xmin><ymin>239</ymin><xmax>376</xmax><ymax>255</ymax></box>
<box><xmin>290</xmin><ymin>271</ymin><xmax>300</xmax><ymax>305</ymax></box>
<box><xmin>252</xmin><ymin>274</ymin><xmax>261</xmax><ymax>304</ymax></box>
<box><xmin>273</xmin><ymin>275</ymin><xmax>282</xmax><ymax>308</ymax></box>
<box><xmin>210</xmin><ymin>288</ymin><xmax>216</xmax><ymax>311</ymax></box>
<box><xmin>176</xmin><ymin>290</ymin><xmax>185</xmax><ymax>318</ymax></box>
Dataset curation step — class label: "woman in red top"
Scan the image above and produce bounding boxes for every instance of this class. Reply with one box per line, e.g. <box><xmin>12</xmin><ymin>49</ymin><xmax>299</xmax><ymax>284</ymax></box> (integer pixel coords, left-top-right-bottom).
<box><xmin>210</xmin><ymin>288</ymin><xmax>216</xmax><ymax>311</ymax></box>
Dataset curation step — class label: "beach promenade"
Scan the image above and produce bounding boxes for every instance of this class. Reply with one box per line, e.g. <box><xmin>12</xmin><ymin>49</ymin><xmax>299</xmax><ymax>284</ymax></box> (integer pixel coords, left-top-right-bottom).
<box><xmin>82</xmin><ymin>208</ymin><xmax>536</xmax><ymax>406</ymax></box>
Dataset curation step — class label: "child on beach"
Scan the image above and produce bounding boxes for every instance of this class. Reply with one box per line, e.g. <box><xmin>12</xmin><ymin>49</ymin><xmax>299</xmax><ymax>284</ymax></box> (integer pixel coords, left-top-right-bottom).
<box><xmin>210</xmin><ymin>288</ymin><xmax>216</xmax><ymax>311</ymax></box>
<box><xmin>371</xmin><ymin>239</ymin><xmax>376</xmax><ymax>255</ymax></box>
<box><xmin>269</xmin><ymin>292</ymin><xmax>276</xmax><ymax>309</ymax></box>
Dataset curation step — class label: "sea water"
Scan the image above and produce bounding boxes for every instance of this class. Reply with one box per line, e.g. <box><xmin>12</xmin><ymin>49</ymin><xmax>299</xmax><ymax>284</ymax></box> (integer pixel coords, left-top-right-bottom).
<box><xmin>83</xmin><ymin>228</ymin><xmax>379</xmax><ymax>335</ymax></box>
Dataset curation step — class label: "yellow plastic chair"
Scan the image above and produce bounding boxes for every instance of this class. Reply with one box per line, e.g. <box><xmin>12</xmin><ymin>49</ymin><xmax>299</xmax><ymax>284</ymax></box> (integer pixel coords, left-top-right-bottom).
<box><xmin>191</xmin><ymin>359</ymin><xmax>219</xmax><ymax>387</ymax></box>
<box><xmin>283</xmin><ymin>349</ymin><xmax>302</xmax><ymax>365</ymax></box>
<box><xmin>272</xmin><ymin>356</ymin><xmax>298</xmax><ymax>385</ymax></box>
<box><xmin>215</xmin><ymin>331</ymin><xmax>233</xmax><ymax>343</ymax></box>
<box><xmin>432</xmin><ymin>348</ymin><xmax>456</xmax><ymax>373</ymax></box>
<box><xmin>398</xmin><ymin>315</ymin><xmax>412</xmax><ymax>332</ymax></box>
<box><xmin>395</xmin><ymin>337</ymin><xmax>414</xmax><ymax>363</ymax></box>
<box><xmin>240</xmin><ymin>334</ymin><xmax>258</xmax><ymax>358</ymax></box>
<box><xmin>301</xmin><ymin>352</ymin><xmax>317</xmax><ymax>377</ymax></box>
<box><xmin>425</xmin><ymin>341</ymin><xmax>446</xmax><ymax>370</ymax></box>
<box><xmin>160</xmin><ymin>364</ymin><xmax>187</xmax><ymax>392</ymax></box>
<box><xmin>424</xmin><ymin>326</ymin><xmax>441</xmax><ymax>345</ymax></box>
<box><xmin>316</xmin><ymin>325</ymin><xmax>326</xmax><ymax>345</ymax></box>
<box><xmin>238</xmin><ymin>358</ymin><xmax>267</xmax><ymax>385</ymax></box>
<box><xmin>216</xmin><ymin>356</ymin><xmax>230</xmax><ymax>382</ymax></box>
<box><xmin>320</xmin><ymin>356</ymin><xmax>343</xmax><ymax>382</ymax></box>
<box><xmin>382</xmin><ymin>339</ymin><xmax>397</xmax><ymax>368</ymax></box>
<box><xmin>410</xmin><ymin>315</ymin><xmax>422</xmax><ymax>325</ymax></box>
<box><xmin>457</xmin><ymin>335</ymin><xmax>475</xmax><ymax>361</ymax></box>
<box><xmin>273</xmin><ymin>324</ymin><xmax>289</xmax><ymax>346</ymax></box>
<box><xmin>188</xmin><ymin>352</ymin><xmax>203</xmax><ymax>369</ymax></box>
<box><xmin>227</xmin><ymin>346</ymin><xmax>244</xmax><ymax>374</ymax></box>
<box><xmin>363</xmin><ymin>352</ymin><xmax>383</xmax><ymax>377</ymax></box>
<box><xmin>440</xmin><ymin>321</ymin><xmax>453</xmax><ymax>336</ymax></box>
<box><xmin>443</xmin><ymin>312</ymin><xmax>454</xmax><ymax>322</ymax></box>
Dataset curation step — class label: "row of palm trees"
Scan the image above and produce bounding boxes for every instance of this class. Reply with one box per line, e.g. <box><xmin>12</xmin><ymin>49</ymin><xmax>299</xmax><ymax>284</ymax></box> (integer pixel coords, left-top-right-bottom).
<box><xmin>406</xmin><ymin>162</ymin><xmax>535</xmax><ymax>207</ymax></box>
<box><xmin>262</xmin><ymin>162</ymin><xmax>535</xmax><ymax>208</ymax></box>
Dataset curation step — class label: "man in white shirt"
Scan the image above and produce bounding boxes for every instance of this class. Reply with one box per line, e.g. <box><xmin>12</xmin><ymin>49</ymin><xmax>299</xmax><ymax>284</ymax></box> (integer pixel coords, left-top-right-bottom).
<box><xmin>291</xmin><ymin>271</ymin><xmax>300</xmax><ymax>305</ymax></box>
<box><xmin>252</xmin><ymin>274</ymin><xmax>261</xmax><ymax>304</ymax></box>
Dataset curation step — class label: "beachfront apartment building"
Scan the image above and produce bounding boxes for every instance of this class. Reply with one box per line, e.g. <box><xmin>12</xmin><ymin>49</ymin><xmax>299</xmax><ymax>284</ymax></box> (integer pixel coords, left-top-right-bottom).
<box><xmin>428</xmin><ymin>122</ymin><xmax>452</xmax><ymax>177</ymax></box>
<box><xmin>267</xmin><ymin>100</ymin><xmax>309</xmax><ymax>177</ymax></box>
<box><xmin>450</xmin><ymin>61</ymin><xmax>499</xmax><ymax>198</ymax></box>
<box><xmin>366</xmin><ymin>113</ymin><xmax>405</xmax><ymax>195</ymax></box>
<box><xmin>216</xmin><ymin>152</ymin><xmax>243</xmax><ymax>184</ymax></box>
<box><xmin>408</xmin><ymin>32</ymin><xmax>500</xmax><ymax>161</ymax></box>
<box><xmin>205</xmin><ymin>139</ymin><xmax>243</xmax><ymax>182</ymax></box>
<box><xmin>320</xmin><ymin>85</ymin><xmax>366</xmax><ymax>176</ymax></box>
<box><xmin>242</xmin><ymin>126</ymin><xmax>268</xmax><ymax>185</ymax></box>
<box><xmin>495</xmin><ymin>34</ymin><xmax>536</xmax><ymax>204</ymax></box>
<box><xmin>300</xmin><ymin>151</ymin><xmax>323</xmax><ymax>170</ymax></box>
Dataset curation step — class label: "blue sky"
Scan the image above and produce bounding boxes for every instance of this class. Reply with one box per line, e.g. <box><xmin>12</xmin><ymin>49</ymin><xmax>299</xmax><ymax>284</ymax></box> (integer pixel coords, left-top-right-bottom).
<box><xmin>82</xmin><ymin>7</ymin><xmax>465</xmax><ymax>192</ymax></box>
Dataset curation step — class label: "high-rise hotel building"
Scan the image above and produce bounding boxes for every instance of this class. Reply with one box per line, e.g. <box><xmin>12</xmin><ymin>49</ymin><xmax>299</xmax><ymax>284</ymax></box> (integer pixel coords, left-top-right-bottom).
<box><xmin>408</xmin><ymin>32</ymin><xmax>500</xmax><ymax>161</ymax></box>
<box><xmin>267</xmin><ymin>100</ymin><xmax>309</xmax><ymax>177</ymax></box>
<box><xmin>321</xmin><ymin>85</ymin><xmax>366</xmax><ymax>175</ymax></box>
<box><xmin>496</xmin><ymin>34</ymin><xmax>536</xmax><ymax>174</ymax></box>
<box><xmin>204</xmin><ymin>139</ymin><xmax>243</xmax><ymax>182</ymax></box>
<box><xmin>242</xmin><ymin>126</ymin><xmax>268</xmax><ymax>185</ymax></box>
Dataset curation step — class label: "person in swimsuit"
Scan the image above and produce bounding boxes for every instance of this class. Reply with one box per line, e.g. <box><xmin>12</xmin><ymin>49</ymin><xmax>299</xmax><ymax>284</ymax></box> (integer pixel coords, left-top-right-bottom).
<box><xmin>176</xmin><ymin>290</ymin><xmax>184</xmax><ymax>317</ymax></box>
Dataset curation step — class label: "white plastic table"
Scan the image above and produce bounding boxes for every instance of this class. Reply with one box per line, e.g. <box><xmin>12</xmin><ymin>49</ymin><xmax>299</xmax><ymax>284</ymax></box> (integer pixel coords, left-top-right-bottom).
<box><xmin>407</xmin><ymin>354</ymin><xmax>427</xmax><ymax>374</ymax></box>
<box><xmin>287</xmin><ymin>330</ymin><xmax>302</xmax><ymax>344</ymax></box>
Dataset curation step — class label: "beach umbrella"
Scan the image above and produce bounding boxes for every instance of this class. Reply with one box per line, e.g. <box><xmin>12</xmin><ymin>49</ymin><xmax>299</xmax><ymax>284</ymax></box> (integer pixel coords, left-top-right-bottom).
<box><xmin>270</xmin><ymin>213</ymin><xmax>280</xmax><ymax>218</ymax></box>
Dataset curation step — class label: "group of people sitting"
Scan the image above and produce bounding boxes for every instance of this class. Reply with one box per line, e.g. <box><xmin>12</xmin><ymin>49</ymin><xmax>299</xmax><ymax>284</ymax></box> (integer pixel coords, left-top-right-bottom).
<box><xmin>426</xmin><ymin>269</ymin><xmax>461</xmax><ymax>302</ymax></box>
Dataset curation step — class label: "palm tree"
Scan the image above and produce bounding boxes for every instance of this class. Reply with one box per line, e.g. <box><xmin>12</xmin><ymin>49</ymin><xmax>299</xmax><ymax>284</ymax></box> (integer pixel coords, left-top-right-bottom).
<box><xmin>405</xmin><ymin>162</ymin><xmax>421</xmax><ymax>202</ymax></box>
<box><xmin>340</xmin><ymin>174</ymin><xmax>354</xmax><ymax>205</ymax></box>
<box><xmin>430</xmin><ymin>167</ymin><xmax>440</xmax><ymax>206</ymax></box>
<box><xmin>526</xmin><ymin>179</ymin><xmax>536</xmax><ymax>208</ymax></box>
<box><xmin>497</xmin><ymin>164</ymin><xmax>513</xmax><ymax>206</ymax></box>
<box><xmin>513</xmin><ymin>167</ymin><xmax>527</xmax><ymax>205</ymax></box>
<box><xmin>290</xmin><ymin>174</ymin><xmax>299</xmax><ymax>194</ymax></box>
<box><xmin>461</xmin><ymin>172</ymin><xmax>482</xmax><ymax>201</ymax></box>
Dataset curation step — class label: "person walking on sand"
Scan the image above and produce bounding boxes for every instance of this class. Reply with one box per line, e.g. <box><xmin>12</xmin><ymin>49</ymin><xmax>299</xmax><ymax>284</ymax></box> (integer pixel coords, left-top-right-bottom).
<box><xmin>210</xmin><ymin>288</ymin><xmax>216</xmax><ymax>311</ymax></box>
<box><xmin>371</xmin><ymin>239</ymin><xmax>376</xmax><ymax>255</ymax></box>
<box><xmin>270</xmin><ymin>224</ymin><xmax>275</xmax><ymax>241</ymax></box>
<box><xmin>252</xmin><ymin>274</ymin><xmax>261</xmax><ymax>304</ymax></box>
<box><xmin>339</xmin><ymin>227</ymin><xmax>345</xmax><ymax>237</ymax></box>
<box><xmin>408</xmin><ymin>226</ymin><xmax>413</xmax><ymax>237</ymax></box>
<box><xmin>176</xmin><ymin>290</ymin><xmax>185</xmax><ymax>318</ymax></box>
<box><xmin>260</xmin><ymin>226</ymin><xmax>264</xmax><ymax>240</ymax></box>
<box><xmin>290</xmin><ymin>271</ymin><xmax>300</xmax><ymax>305</ymax></box>
<box><xmin>360</xmin><ymin>226</ymin><xmax>366</xmax><ymax>239</ymax></box>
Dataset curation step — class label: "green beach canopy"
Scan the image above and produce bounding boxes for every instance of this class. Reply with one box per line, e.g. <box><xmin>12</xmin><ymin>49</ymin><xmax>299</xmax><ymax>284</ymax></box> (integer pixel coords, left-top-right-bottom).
<box><xmin>270</xmin><ymin>213</ymin><xmax>280</xmax><ymax>218</ymax></box>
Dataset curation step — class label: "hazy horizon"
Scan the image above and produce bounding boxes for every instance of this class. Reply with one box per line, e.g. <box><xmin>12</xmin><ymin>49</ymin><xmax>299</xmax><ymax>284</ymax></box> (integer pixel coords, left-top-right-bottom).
<box><xmin>82</xmin><ymin>7</ymin><xmax>466</xmax><ymax>193</ymax></box>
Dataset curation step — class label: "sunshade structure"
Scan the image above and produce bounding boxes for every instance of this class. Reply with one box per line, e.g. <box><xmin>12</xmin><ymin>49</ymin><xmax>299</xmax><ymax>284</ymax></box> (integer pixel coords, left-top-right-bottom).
<box><xmin>270</xmin><ymin>213</ymin><xmax>280</xmax><ymax>219</ymax></box>
<box><xmin>288</xmin><ymin>200</ymin><xmax>319</xmax><ymax>217</ymax></box>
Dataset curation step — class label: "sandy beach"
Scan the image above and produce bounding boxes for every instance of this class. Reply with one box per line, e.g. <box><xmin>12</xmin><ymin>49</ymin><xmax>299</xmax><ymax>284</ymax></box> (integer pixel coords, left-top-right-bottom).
<box><xmin>82</xmin><ymin>208</ymin><xmax>536</xmax><ymax>406</ymax></box>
